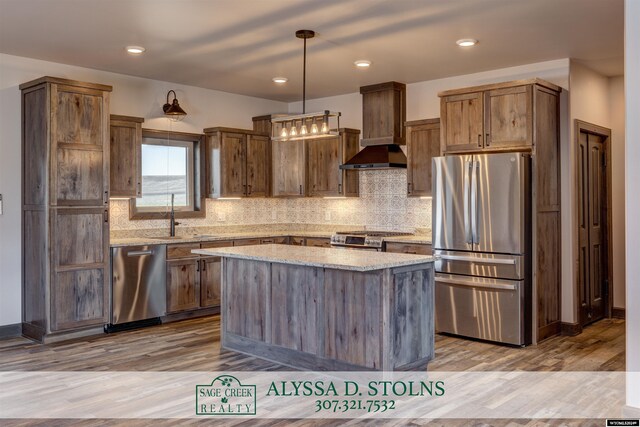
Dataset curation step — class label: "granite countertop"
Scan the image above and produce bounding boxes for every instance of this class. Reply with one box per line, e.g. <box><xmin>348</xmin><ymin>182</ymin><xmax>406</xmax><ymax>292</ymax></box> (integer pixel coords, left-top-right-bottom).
<box><xmin>110</xmin><ymin>230</ymin><xmax>431</xmax><ymax>247</ymax></box>
<box><xmin>193</xmin><ymin>244</ymin><xmax>433</xmax><ymax>272</ymax></box>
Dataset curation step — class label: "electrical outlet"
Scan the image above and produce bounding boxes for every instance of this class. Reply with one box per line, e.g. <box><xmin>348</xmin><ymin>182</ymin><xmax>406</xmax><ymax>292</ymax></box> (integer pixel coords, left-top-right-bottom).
<box><xmin>324</xmin><ymin>210</ymin><xmax>331</xmax><ymax>221</ymax></box>
<box><xmin>271</xmin><ymin>210</ymin><xmax>277</xmax><ymax>221</ymax></box>
<box><xmin>217</xmin><ymin>211</ymin><xmax>226</xmax><ymax>222</ymax></box>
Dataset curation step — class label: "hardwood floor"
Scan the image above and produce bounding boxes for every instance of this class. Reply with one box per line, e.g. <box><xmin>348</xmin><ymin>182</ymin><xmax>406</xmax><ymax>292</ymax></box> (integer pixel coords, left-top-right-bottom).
<box><xmin>0</xmin><ymin>316</ymin><xmax>625</xmax><ymax>426</ymax></box>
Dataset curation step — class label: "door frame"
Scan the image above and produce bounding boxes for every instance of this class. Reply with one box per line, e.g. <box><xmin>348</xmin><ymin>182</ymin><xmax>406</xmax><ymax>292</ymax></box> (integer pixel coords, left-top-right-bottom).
<box><xmin>573</xmin><ymin>119</ymin><xmax>613</xmax><ymax>326</ymax></box>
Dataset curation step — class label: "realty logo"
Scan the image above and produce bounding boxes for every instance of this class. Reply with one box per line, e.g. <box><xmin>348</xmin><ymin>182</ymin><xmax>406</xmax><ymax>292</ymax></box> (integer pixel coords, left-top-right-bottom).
<box><xmin>196</xmin><ymin>375</ymin><xmax>257</xmax><ymax>415</ymax></box>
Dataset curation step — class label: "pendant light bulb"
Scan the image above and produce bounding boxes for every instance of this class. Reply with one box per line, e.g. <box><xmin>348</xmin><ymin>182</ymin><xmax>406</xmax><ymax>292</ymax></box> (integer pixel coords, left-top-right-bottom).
<box><xmin>290</xmin><ymin>125</ymin><xmax>297</xmax><ymax>137</ymax></box>
<box><xmin>301</xmin><ymin>124</ymin><xmax>308</xmax><ymax>135</ymax></box>
<box><xmin>321</xmin><ymin>121</ymin><xmax>329</xmax><ymax>134</ymax></box>
<box><xmin>311</xmin><ymin>123</ymin><xmax>319</xmax><ymax>134</ymax></box>
<box><xmin>280</xmin><ymin>127</ymin><xmax>288</xmax><ymax>138</ymax></box>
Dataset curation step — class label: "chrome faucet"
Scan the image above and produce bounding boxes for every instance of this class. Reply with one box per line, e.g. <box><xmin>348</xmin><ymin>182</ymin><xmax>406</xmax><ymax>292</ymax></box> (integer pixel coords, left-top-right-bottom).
<box><xmin>170</xmin><ymin>193</ymin><xmax>180</xmax><ymax>237</ymax></box>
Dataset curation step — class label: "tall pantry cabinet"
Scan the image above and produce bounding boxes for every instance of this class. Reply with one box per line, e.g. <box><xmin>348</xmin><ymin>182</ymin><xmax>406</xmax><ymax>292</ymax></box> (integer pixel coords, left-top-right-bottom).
<box><xmin>21</xmin><ymin>77</ymin><xmax>112</xmax><ymax>342</ymax></box>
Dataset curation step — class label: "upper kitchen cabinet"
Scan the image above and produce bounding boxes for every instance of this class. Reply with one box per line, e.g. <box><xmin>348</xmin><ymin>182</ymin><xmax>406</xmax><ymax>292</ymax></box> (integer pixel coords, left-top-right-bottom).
<box><xmin>439</xmin><ymin>79</ymin><xmax>560</xmax><ymax>154</ymax></box>
<box><xmin>272</xmin><ymin>138</ymin><xmax>306</xmax><ymax>197</ymax></box>
<box><xmin>405</xmin><ymin>119</ymin><xmax>440</xmax><ymax>197</ymax></box>
<box><xmin>20</xmin><ymin>76</ymin><xmax>112</xmax><ymax>342</ymax></box>
<box><xmin>204</xmin><ymin>127</ymin><xmax>270</xmax><ymax>198</ymax></box>
<box><xmin>109</xmin><ymin>115</ymin><xmax>143</xmax><ymax>198</ymax></box>
<box><xmin>306</xmin><ymin>128</ymin><xmax>360</xmax><ymax>197</ymax></box>
<box><xmin>360</xmin><ymin>82</ymin><xmax>406</xmax><ymax>146</ymax></box>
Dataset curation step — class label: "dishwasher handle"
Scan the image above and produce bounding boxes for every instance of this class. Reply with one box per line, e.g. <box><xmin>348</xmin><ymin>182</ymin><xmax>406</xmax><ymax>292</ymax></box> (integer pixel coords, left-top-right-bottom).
<box><xmin>127</xmin><ymin>250</ymin><xmax>154</xmax><ymax>257</ymax></box>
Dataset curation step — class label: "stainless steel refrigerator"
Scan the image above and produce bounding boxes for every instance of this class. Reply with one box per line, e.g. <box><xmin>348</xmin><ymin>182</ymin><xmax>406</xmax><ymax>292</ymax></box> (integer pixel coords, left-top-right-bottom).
<box><xmin>432</xmin><ymin>153</ymin><xmax>532</xmax><ymax>346</ymax></box>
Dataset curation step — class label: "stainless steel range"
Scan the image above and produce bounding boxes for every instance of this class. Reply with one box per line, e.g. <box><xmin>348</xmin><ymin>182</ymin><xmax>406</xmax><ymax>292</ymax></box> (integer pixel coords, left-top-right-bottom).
<box><xmin>330</xmin><ymin>230</ymin><xmax>413</xmax><ymax>251</ymax></box>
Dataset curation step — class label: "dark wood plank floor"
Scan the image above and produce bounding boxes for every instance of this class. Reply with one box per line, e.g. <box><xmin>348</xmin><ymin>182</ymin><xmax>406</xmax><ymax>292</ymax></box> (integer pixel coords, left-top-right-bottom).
<box><xmin>0</xmin><ymin>316</ymin><xmax>625</xmax><ymax>426</ymax></box>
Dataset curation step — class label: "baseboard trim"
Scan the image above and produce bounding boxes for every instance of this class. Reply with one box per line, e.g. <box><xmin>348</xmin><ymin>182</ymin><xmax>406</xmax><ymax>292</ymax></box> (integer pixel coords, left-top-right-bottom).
<box><xmin>561</xmin><ymin>322</ymin><xmax>583</xmax><ymax>336</ymax></box>
<box><xmin>622</xmin><ymin>404</ymin><xmax>640</xmax><ymax>417</ymax></box>
<box><xmin>537</xmin><ymin>321</ymin><xmax>561</xmax><ymax>342</ymax></box>
<box><xmin>612</xmin><ymin>307</ymin><xmax>626</xmax><ymax>319</ymax></box>
<box><xmin>0</xmin><ymin>323</ymin><xmax>22</xmax><ymax>340</ymax></box>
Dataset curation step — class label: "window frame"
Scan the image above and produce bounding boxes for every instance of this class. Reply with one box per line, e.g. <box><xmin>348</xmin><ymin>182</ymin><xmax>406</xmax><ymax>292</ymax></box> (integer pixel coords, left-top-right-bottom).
<box><xmin>129</xmin><ymin>129</ymin><xmax>206</xmax><ymax>220</ymax></box>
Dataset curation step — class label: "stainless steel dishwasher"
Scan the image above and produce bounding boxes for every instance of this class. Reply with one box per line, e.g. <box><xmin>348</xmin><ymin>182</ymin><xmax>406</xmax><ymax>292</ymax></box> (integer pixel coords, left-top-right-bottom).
<box><xmin>108</xmin><ymin>245</ymin><xmax>167</xmax><ymax>331</ymax></box>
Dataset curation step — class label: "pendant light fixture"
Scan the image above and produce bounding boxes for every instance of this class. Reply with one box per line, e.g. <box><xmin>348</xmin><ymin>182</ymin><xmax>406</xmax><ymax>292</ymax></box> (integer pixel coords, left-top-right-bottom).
<box><xmin>163</xmin><ymin>90</ymin><xmax>187</xmax><ymax>121</ymax></box>
<box><xmin>271</xmin><ymin>29</ymin><xmax>340</xmax><ymax>142</ymax></box>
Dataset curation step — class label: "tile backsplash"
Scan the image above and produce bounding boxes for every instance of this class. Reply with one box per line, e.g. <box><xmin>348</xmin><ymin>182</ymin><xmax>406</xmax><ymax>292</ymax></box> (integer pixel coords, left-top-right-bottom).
<box><xmin>109</xmin><ymin>169</ymin><xmax>432</xmax><ymax>231</ymax></box>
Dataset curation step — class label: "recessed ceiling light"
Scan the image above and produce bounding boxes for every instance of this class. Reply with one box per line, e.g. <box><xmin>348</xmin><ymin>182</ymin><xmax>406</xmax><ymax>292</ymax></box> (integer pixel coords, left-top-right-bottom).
<box><xmin>126</xmin><ymin>46</ymin><xmax>146</xmax><ymax>55</ymax></box>
<box><xmin>456</xmin><ymin>39</ymin><xmax>478</xmax><ymax>47</ymax></box>
<box><xmin>354</xmin><ymin>60</ymin><xmax>371</xmax><ymax>68</ymax></box>
<box><xmin>272</xmin><ymin>77</ymin><xmax>288</xmax><ymax>84</ymax></box>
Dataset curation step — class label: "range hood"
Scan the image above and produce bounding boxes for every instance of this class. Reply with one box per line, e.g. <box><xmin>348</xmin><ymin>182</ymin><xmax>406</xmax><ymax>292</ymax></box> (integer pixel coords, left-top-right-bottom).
<box><xmin>341</xmin><ymin>81</ymin><xmax>407</xmax><ymax>170</ymax></box>
<box><xmin>339</xmin><ymin>144</ymin><xmax>406</xmax><ymax>170</ymax></box>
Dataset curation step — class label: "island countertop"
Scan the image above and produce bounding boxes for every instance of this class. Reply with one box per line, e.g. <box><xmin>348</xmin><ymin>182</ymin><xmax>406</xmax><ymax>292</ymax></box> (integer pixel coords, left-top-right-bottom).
<box><xmin>192</xmin><ymin>244</ymin><xmax>433</xmax><ymax>272</ymax></box>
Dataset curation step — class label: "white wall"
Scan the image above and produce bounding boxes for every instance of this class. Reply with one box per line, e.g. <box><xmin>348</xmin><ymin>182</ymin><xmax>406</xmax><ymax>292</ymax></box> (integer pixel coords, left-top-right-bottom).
<box><xmin>0</xmin><ymin>53</ymin><xmax>287</xmax><ymax>326</ymax></box>
<box><xmin>609</xmin><ymin>76</ymin><xmax>626</xmax><ymax>310</ymax></box>
<box><xmin>625</xmin><ymin>0</ymin><xmax>640</xmax><ymax>412</ymax></box>
<box><xmin>567</xmin><ymin>61</ymin><xmax>612</xmax><ymax>322</ymax></box>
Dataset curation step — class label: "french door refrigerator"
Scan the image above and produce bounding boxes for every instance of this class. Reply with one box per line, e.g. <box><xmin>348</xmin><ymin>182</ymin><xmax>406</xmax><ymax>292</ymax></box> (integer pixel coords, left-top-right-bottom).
<box><xmin>432</xmin><ymin>152</ymin><xmax>532</xmax><ymax>346</ymax></box>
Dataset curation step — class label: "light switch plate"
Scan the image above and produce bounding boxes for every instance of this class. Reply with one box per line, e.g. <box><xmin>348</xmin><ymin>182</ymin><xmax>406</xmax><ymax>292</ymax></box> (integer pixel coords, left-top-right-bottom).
<box><xmin>217</xmin><ymin>211</ymin><xmax>226</xmax><ymax>222</ymax></box>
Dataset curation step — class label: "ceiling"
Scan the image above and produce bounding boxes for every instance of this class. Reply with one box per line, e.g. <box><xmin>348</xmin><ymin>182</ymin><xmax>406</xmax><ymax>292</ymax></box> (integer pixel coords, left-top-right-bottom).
<box><xmin>0</xmin><ymin>0</ymin><xmax>624</xmax><ymax>102</ymax></box>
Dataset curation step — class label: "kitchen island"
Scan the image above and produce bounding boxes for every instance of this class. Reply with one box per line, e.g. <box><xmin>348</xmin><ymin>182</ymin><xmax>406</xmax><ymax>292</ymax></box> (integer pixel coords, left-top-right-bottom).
<box><xmin>192</xmin><ymin>244</ymin><xmax>434</xmax><ymax>371</ymax></box>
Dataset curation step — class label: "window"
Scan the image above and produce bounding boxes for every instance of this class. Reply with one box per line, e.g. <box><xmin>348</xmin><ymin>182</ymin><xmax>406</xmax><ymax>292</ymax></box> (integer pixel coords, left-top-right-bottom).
<box><xmin>130</xmin><ymin>129</ymin><xmax>205</xmax><ymax>219</ymax></box>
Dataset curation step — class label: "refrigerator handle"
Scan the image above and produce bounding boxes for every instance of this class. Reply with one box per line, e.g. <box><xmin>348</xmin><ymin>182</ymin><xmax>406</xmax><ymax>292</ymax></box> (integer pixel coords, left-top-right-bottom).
<box><xmin>471</xmin><ymin>160</ymin><xmax>479</xmax><ymax>244</ymax></box>
<box><xmin>463</xmin><ymin>161</ymin><xmax>472</xmax><ymax>244</ymax></box>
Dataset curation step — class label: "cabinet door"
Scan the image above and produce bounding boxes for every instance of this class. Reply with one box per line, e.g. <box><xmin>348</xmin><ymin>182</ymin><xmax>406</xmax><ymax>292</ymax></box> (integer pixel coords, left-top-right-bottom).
<box><xmin>246</xmin><ymin>134</ymin><xmax>270</xmax><ymax>197</ymax></box>
<box><xmin>52</xmin><ymin>85</ymin><xmax>109</xmax><ymax>206</ymax></box>
<box><xmin>110</xmin><ymin>117</ymin><xmax>142</xmax><ymax>198</ymax></box>
<box><xmin>166</xmin><ymin>258</ymin><xmax>200</xmax><ymax>313</ymax></box>
<box><xmin>234</xmin><ymin>238</ymin><xmax>261</xmax><ymax>246</ymax></box>
<box><xmin>484</xmin><ymin>86</ymin><xmax>533</xmax><ymax>149</ymax></box>
<box><xmin>290</xmin><ymin>236</ymin><xmax>305</xmax><ymax>246</ymax></box>
<box><xmin>307</xmin><ymin>136</ymin><xmax>341</xmax><ymax>196</ymax></box>
<box><xmin>220</xmin><ymin>132</ymin><xmax>247</xmax><ymax>197</ymax></box>
<box><xmin>305</xmin><ymin>237</ymin><xmax>331</xmax><ymax>248</ymax></box>
<box><xmin>51</xmin><ymin>207</ymin><xmax>109</xmax><ymax>331</ymax></box>
<box><xmin>200</xmin><ymin>257</ymin><xmax>222</xmax><ymax>308</ymax></box>
<box><xmin>440</xmin><ymin>92</ymin><xmax>483</xmax><ymax>153</ymax></box>
<box><xmin>272</xmin><ymin>139</ymin><xmax>305</xmax><ymax>197</ymax></box>
<box><xmin>406</xmin><ymin>121</ymin><xmax>440</xmax><ymax>197</ymax></box>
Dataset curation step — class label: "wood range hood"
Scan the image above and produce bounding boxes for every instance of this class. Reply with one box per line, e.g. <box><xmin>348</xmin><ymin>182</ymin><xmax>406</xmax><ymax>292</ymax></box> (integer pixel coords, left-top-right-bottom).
<box><xmin>340</xmin><ymin>81</ymin><xmax>407</xmax><ymax>170</ymax></box>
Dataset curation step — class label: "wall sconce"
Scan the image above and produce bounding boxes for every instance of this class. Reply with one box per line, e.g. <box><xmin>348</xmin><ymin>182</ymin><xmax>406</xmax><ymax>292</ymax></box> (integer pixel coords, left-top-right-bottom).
<box><xmin>162</xmin><ymin>90</ymin><xmax>187</xmax><ymax>121</ymax></box>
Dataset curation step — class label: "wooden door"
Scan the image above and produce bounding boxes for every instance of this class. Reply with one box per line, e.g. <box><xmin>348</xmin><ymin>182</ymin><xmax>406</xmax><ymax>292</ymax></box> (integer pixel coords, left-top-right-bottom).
<box><xmin>166</xmin><ymin>258</ymin><xmax>200</xmax><ymax>313</ymax></box>
<box><xmin>307</xmin><ymin>136</ymin><xmax>341</xmax><ymax>196</ymax></box>
<box><xmin>406</xmin><ymin>119</ymin><xmax>440</xmax><ymax>197</ymax></box>
<box><xmin>52</xmin><ymin>85</ymin><xmax>109</xmax><ymax>206</ymax></box>
<box><xmin>109</xmin><ymin>116</ymin><xmax>142</xmax><ymax>198</ymax></box>
<box><xmin>578</xmin><ymin>130</ymin><xmax>608</xmax><ymax>326</ymax></box>
<box><xmin>271</xmin><ymin>139</ymin><xmax>305</xmax><ymax>197</ymax></box>
<box><xmin>440</xmin><ymin>92</ymin><xmax>483</xmax><ymax>153</ymax></box>
<box><xmin>484</xmin><ymin>86</ymin><xmax>533</xmax><ymax>149</ymax></box>
<box><xmin>200</xmin><ymin>257</ymin><xmax>222</xmax><ymax>308</ymax></box>
<box><xmin>50</xmin><ymin>207</ymin><xmax>109</xmax><ymax>331</ymax></box>
<box><xmin>245</xmin><ymin>134</ymin><xmax>270</xmax><ymax>197</ymax></box>
<box><xmin>220</xmin><ymin>132</ymin><xmax>246</xmax><ymax>197</ymax></box>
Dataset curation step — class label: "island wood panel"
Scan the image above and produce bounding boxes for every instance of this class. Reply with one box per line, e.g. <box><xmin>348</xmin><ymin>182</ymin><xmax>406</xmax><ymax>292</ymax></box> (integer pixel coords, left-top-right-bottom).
<box><xmin>484</xmin><ymin>85</ymin><xmax>533</xmax><ymax>149</ymax></box>
<box><xmin>223</xmin><ymin>258</ymin><xmax>270</xmax><ymax>341</ymax></box>
<box><xmin>392</xmin><ymin>266</ymin><xmax>434</xmax><ymax>367</ymax></box>
<box><xmin>323</xmin><ymin>269</ymin><xmax>382</xmax><ymax>369</ymax></box>
<box><xmin>270</xmin><ymin>264</ymin><xmax>323</xmax><ymax>354</ymax></box>
<box><xmin>166</xmin><ymin>258</ymin><xmax>200</xmax><ymax>313</ymax></box>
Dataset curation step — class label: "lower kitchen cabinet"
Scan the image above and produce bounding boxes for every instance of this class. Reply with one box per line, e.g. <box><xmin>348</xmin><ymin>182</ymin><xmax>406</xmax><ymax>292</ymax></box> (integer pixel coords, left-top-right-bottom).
<box><xmin>166</xmin><ymin>258</ymin><xmax>201</xmax><ymax>313</ymax></box>
<box><xmin>305</xmin><ymin>237</ymin><xmax>331</xmax><ymax>248</ymax></box>
<box><xmin>385</xmin><ymin>242</ymin><xmax>432</xmax><ymax>255</ymax></box>
<box><xmin>200</xmin><ymin>257</ymin><xmax>222</xmax><ymax>308</ymax></box>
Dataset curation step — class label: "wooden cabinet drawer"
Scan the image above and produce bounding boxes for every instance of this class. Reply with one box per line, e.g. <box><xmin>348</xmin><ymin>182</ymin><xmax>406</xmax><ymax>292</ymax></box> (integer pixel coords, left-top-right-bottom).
<box><xmin>260</xmin><ymin>236</ymin><xmax>289</xmax><ymax>244</ymax></box>
<box><xmin>234</xmin><ymin>238</ymin><xmax>262</xmax><ymax>246</ymax></box>
<box><xmin>167</xmin><ymin>243</ymin><xmax>201</xmax><ymax>259</ymax></box>
<box><xmin>305</xmin><ymin>237</ymin><xmax>331</xmax><ymax>248</ymax></box>
<box><xmin>385</xmin><ymin>242</ymin><xmax>432</xmax><ymax>255</ymax></box>
<box><xmin>200</xmin><ymin>240</ymin><xmax>233</xmax><ymax>249</ymax></box>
